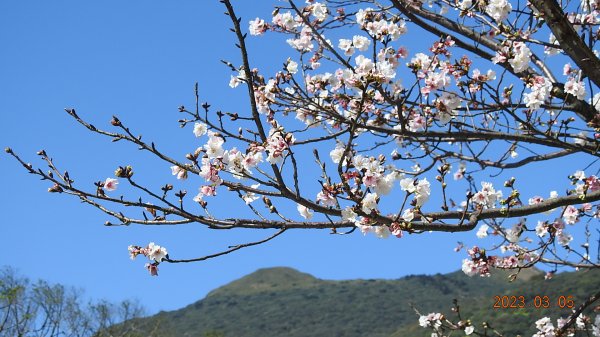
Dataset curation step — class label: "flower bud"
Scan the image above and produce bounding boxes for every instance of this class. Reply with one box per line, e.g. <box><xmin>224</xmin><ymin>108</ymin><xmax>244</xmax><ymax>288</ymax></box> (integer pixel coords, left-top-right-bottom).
<box><xmin>48</xmin><ymin>183</ymin><xmax>63</xmax><ymax>193</ymax></box>
<box><xmin>115</xmin><ymin>166</ymin><xmax>125</xmax><ymax>178</ymax></box>
<box><xmin>115</xmin><ymin>165</ymin><xmax>134</xmax><ymax>178</ymax></box>
<box><xmin>110</xmin><ymin>116</ymin><xmax>121</xmax><ymax>126</ymax></box>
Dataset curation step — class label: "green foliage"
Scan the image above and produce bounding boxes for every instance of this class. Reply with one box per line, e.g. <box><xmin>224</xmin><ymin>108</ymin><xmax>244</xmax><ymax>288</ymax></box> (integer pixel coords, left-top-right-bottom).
<box><xmin>135</xmin><ymin>267</ymin><xmax>600</xmax><ymax>337</ymax></box>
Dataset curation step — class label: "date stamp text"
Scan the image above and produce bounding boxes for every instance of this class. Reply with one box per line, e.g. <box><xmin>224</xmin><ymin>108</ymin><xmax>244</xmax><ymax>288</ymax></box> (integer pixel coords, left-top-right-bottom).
<box><xmin>493</xmin><ymin>295</ymin><xmax>575</xmax><ymax>309</ymax></box>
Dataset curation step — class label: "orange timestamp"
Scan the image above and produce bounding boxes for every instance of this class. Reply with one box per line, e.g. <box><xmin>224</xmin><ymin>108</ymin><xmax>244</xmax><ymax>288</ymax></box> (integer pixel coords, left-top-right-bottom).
<box><xmin>493</xmin><ymin>295</ymin><xmax>575</xmax><ymax>309</ymax></box>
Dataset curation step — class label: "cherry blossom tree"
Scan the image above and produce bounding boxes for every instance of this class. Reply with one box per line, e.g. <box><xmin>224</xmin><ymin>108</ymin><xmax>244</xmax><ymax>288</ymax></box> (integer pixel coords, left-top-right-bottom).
<box><xmin>7</xmin><ymin>0</ymin><xmax>600</xmax><ymax>335</ymax></box>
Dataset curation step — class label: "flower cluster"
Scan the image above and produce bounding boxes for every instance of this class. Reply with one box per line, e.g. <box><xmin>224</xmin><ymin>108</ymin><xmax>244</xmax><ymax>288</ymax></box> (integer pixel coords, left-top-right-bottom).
<box><xmin>532</xmin><ymin>315</ymin><xmax>600</xmax><ymax>337</ymax></box>
<box><xmin>272</xmin><ymin>11</ymin><xmax>300</xmax><ymax>31</ymax></box>
<box><xmin>399</xmin><ymin>177</ymin><xmax>431</xmax><ymax>206</ymax></box>
<box><xmin>354</xmin><ymin>54</ymin><xmax>397</xmax><ymax>83</ymax></box>
<box><xmin>418</xmin><ymin>312</ymin><xmax>444</xmax><ymax>328</ymax></box>
<box><xmin>534</xmin><ymin>217</ymin><xmax>574</xmax><ymax>246</ymax></box>
<box><xmin>266</xmin><ymin>128</ymin><xmax>294</xmax><ymax>164</ymax></box>
<box><xmin>338</xmin><ymin>35</ymin><xmax>370</xmax><ymax>56</ymax></box>
<box><xmin>222</xmin><ymin>147</ymin><xmax>263</xmax><ymax>179</ymax></box>
<box><xmin>523</xmin><ymin>76</ymin><xmax>553</xmax><ymax>110</ymax></box>
<box><xmin>408</xmin><ymin>51</ymin><xmax>454</xmax><ymax>96</ymax></box>
<box><xmin>492</xmin><ymin>41</ymin><xmax>531</xmax><ymax>73</ymax></box>
<box><xmin>349</xmin><ymin>154</ymin><xmax>401</xmax><ymax>196</ymax></box>
<box><xmin>472</xmin><ymin>182</ymin><xmax>502</xmax><ymax>209</ymax></box>
<box><xmin>356</xmin><ymin>8</ymin><xmax>407</xmax><ymax>41</ymax></box>
<box><xmin>128</xmin><ymin>242</ymin><xmax>168</xmax><ymax>276</ymax></box>
<box><xmin>287</xmin><ymin>25</ymin><xmax>315</xmax><ymax>52</ymax></box>
<box><xmin>461</xmin><ymin>246</ymin><xmax>492</xmax><ymax>277</ymax></box>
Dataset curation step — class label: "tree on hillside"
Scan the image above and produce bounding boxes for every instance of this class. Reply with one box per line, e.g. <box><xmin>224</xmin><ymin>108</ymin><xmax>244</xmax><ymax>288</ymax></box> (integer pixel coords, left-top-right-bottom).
<box><xmin>7</xmin><ymin>0</ymin><xmax>600</xmax><ymax>335</ymax></box>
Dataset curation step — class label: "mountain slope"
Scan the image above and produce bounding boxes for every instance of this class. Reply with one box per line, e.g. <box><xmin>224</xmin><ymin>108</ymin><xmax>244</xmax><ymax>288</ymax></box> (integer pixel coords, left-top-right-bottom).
<box><xmin>139</xmin><ymin>267</ymin><xmax>598</xmax><ymax>337</ymax></box>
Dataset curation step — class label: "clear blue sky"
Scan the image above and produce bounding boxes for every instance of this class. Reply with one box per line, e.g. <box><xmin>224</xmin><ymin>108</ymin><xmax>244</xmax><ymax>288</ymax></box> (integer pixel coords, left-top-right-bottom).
<box><xmin>0</xmin><ymin>0</ymin><xmax>584</xmax><ymax>315</ymax></box>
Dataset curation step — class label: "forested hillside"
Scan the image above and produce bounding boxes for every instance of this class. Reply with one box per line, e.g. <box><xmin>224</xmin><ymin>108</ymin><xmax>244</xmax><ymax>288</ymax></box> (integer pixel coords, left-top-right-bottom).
<box><xmin>136</xmin><ymin>267</ymin><xmax>599</xmax><ymax>337</ymax></box>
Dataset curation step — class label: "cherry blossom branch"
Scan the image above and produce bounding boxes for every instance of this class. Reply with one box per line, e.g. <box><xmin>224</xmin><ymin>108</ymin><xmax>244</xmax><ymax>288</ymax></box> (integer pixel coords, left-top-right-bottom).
<box><xmin>8</xmin><ymin>0</ymin><xmax>600</xmax><ymax>289</ymax></box>
<box><xmin>224</xmin><ymin>0</ymin><xmax>298</xmax><ymax>201</ymax></box>
<box><xmin>530</xmin><ymin>0</ymin><xmax>600</xmax><ymax>97</ymax></box>
<box><xmin>164</xmin><ymin>227</ymin><xmax>287</xmax><ymax>263</ymax></box>
<box><xmin>391</xmin><ymin>0</ymin><xmax>598</xmax><ymax>122</ymax></box>
<box><xmin>8</xmin><ymin>141</ymin><xmax>600</xmax><ymax>234</ymax></box>
<box><xmin>443</xmin><ymin>148</ymin><xmax>576</xmax><ymax>169</ymax></box>
<box><xmin>556</xmin><ymin>289</ymin><xmax>600</xmax><ymax>337</ymax></box>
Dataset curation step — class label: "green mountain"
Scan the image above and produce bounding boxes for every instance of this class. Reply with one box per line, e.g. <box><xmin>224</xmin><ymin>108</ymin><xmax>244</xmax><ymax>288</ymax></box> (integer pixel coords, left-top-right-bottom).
<box><xmin>139</xmin><ymin>267</ymin><xmax>599</xmax><ymax>337</ymax></box>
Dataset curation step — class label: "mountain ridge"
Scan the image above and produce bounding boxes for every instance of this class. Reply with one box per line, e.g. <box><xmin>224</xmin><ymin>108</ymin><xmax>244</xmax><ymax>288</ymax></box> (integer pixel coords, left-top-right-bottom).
<box><xmin>206</xmin><ymin>267</ymin><xmax>326</xmax><ymax>297</ymax></box>
<box><xmin>136</xmin><ymin>267</ymin><xmax>598</xmax><ymax>337</ymax></box>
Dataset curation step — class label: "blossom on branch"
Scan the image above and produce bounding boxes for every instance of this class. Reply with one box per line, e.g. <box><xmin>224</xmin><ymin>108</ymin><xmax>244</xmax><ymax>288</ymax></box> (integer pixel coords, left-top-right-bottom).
<box><xmin>103</xmin><ymin>178</ymin><xmax>119</xmax><ymax>192</ymax></box>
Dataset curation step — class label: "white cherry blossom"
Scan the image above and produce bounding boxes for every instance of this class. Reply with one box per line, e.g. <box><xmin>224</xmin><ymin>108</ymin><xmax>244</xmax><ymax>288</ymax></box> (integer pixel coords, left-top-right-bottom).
<box><xmin>297</xmin><ymin>204</ymin><xmax>314</xmax><ymax>219</ymax></box>
<box><xmin>193</xmin><ymin>122</ymin><xmax>208</xmax><ymax>137</ymax></box>
<box><xmin>476</xmin><ymin>224</ymin><xmax>489</xmax><ymax>238</ymax></box>
<box><xmin>361</xmin><ymin>192</ymin><xmax>378</xmax><ymax>214</ymax></box>
<box><xmin>485</xmin><ymin>0</ymin><xmax>512</xmax><ymax>21</ymax></box>
<box><xmin>147</xmin><ymin>242</ymin><xmax>168</xmax><ymax>262</ymax></box>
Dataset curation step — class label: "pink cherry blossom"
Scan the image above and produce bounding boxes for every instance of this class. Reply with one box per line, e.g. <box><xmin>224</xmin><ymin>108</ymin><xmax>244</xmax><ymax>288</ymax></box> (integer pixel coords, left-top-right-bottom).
<box><xmin>145</xmin><ymin>263</ymin><xmax>159</xmax><ymax>276</ymax></box>
<box><xmin>528</xmin><ymin>196</ymin><xmax>544</xmax><ymax>205</ymax></box>
<box><xmin>316</xmin><ymin>190</ymin><xmax>337</xmax><ymax>207</ymax></box>
<box><xmin>200</xmin><ymin>185</ymin><xmax>216</xmax><ymax>197</ymax></box>
<box><xmin>563</xmin><ymin>205</ymin><xmax>579</xmax><ymax>224</ymax></box>
<box><xmin>104</xmin><ymin>178</ymin><xmax>119</xmax><ymax>192</ymax></box>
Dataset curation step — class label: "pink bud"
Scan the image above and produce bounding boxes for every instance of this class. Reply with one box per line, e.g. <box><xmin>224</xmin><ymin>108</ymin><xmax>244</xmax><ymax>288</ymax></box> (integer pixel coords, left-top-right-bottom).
<box><xmin>145</xmin><ymin>263</ymin><xmax>159</xmax><ymax>276</ymax></box>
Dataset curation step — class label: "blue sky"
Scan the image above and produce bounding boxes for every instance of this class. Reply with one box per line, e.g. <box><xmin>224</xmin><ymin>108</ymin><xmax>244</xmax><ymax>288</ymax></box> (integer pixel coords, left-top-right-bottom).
<box><xmin>0</xmin><ymin>0</ymin><xmax>587</xmax><ymax>315</ymax></box>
